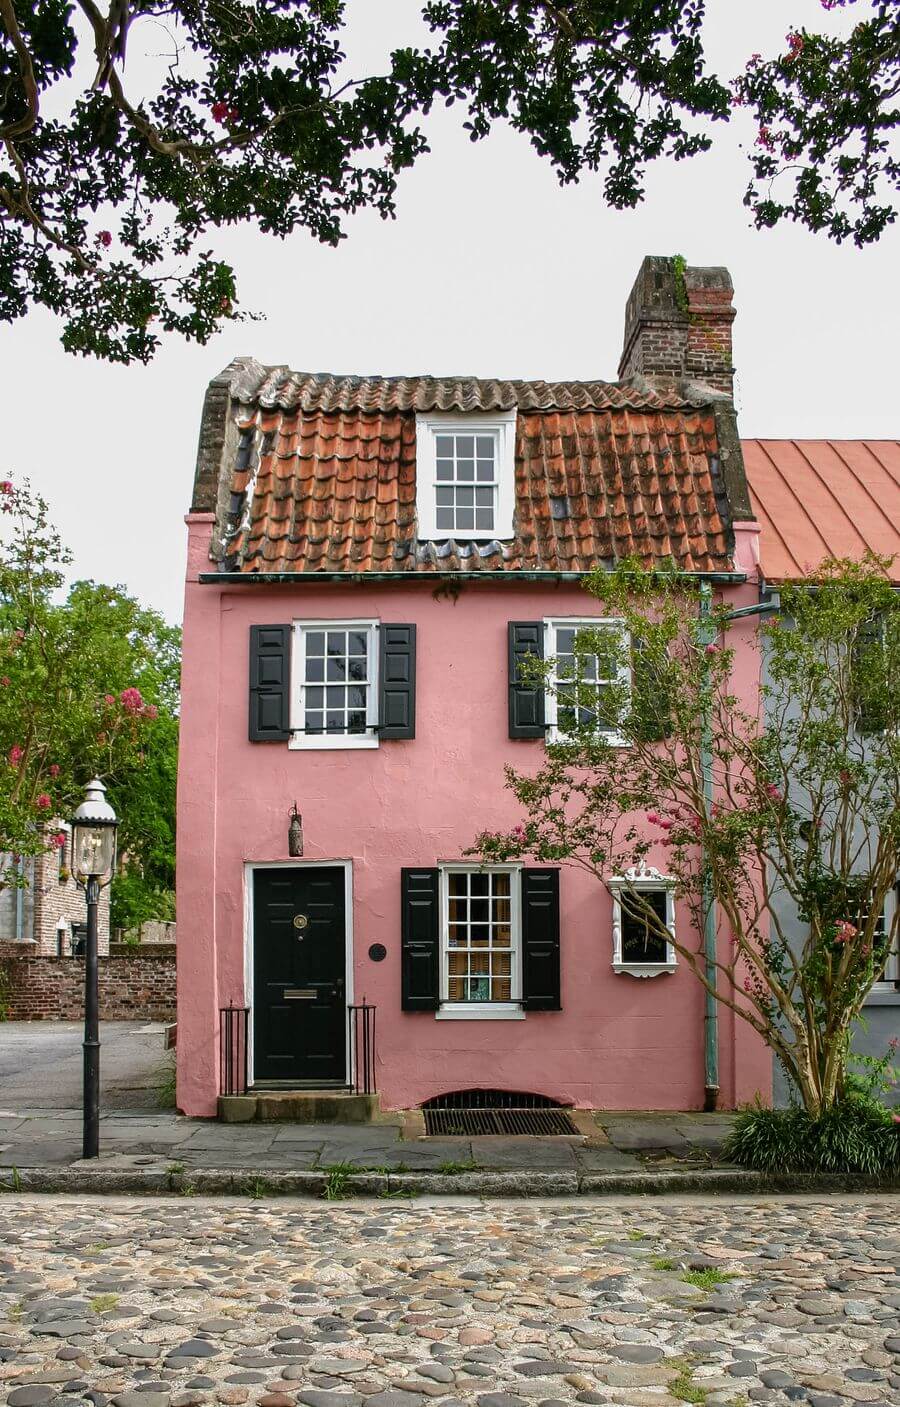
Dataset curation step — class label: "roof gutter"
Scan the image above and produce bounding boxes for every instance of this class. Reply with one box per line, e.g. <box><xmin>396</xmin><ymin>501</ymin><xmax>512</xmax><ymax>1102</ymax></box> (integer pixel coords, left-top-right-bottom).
<box><xmin>198</xmin><ymin>569</ymin><xmax>748</xmax><ymax>586</ymax></box>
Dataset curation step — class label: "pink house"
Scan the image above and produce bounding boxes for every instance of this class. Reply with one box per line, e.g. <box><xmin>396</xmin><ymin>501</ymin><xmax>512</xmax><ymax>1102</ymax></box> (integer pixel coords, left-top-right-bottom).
<box><xmin>176</xmin><ymin>255</ymin><xmax>770</xmax><ymax>1119</ymax></box>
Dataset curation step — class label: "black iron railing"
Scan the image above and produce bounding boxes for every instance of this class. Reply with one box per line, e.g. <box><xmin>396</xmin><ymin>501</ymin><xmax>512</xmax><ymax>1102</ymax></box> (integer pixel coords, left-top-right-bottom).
<box><xmin>348</xmin><ymin>1001</ymin><xmax>376</xmax><ymax>1095</ymax></box>
<box><xmin>220</xmin><ymin>1004</ymin><xmax>250</xmax><ymax>1096</ymax></box>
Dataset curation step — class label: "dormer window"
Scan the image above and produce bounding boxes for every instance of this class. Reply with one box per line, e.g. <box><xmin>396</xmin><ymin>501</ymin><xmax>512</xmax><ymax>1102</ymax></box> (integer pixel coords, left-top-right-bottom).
<box><xmin>416</xmin><ymin>410</ymin><xmax>516</xmax><ymax>541</ymax></box>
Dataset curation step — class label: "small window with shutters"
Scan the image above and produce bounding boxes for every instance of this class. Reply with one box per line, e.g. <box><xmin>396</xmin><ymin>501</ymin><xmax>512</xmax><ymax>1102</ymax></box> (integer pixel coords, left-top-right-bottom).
<box><xmin>290</xmin><ymin>620</ymin><xmax>379</xmax><ymax>750</ymax></box>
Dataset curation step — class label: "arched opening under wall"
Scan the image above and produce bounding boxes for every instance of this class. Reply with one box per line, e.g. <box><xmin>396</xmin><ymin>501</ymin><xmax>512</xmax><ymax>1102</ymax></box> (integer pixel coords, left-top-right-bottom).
<box><xmin>420</xmin><ymin>1088</ymin><xmax>580</xmax><ymax>1136</ymax></box>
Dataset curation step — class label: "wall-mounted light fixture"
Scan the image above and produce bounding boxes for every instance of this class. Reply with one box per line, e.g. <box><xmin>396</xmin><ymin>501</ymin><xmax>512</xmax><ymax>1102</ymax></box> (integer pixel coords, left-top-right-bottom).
<box><xmin>288</xmin><ymin>802</ymin><xmax>303</xmax><ymax>857</ymax></box>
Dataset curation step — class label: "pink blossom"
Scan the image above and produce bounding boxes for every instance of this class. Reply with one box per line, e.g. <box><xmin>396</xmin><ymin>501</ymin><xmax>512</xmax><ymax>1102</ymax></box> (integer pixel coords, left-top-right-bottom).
<box><xmin>756</xmin><ymin>126</ymin><xmax>775</xmax><ymax>151</ymax></box>
<box><xmin>785</xmin><ymin>31</ymin><xmax>803</xmax><ymax>60</ymax></box>
<box><xmin>659</xmin><ymin>818</ymin><xmax>672</xmax><ymax>830</ymax></box>
<box><xmin>893</xmin><ymin>1113</ymin><xmax>900</xmax><ymax>1125</ymax></box>
<box><xmin>119</xmin><ymin>686</ymin><xmax>143</xmax><ymax>714</ymax></box>
<box><xmin>646</xmin><ymin>812</ymin><xmax>660</xmax><ymax>825</ymax></box>
<box><xmin>0</xmin><ymin>677</ymin><xmax>8</xmax><ymax>688</ymax></box>
<box><xmin>0</xmin><ymin>481</ymin><xmax>12</xmax><ymax>495</ymax></box>
<box><xmin>889</xmin><ymin>1037</ymin><xmax>898</xmax><ymax>1052</ymax></box>
<box><xmin>704</xmin><ymin>642</ymin><xmax>719</xmax><ymax>655</ymax></box>
<box><xmin>765</xmin><ymin>783</ymin><xmax>782</xmax><ymax>801</ymax></box>
<box><xmin>8</xmin><ymin>744</ymin><xmax>23</xmax><ymax>765</ymax></box>
<box><xmin>511</xmin><ymin>824</ymin><xmax>527</xmax><ymax>842</ymax></box>
<box><xmin>48</xmin><ymin>763</ymin><xmax>60</xmax><ymax>777</ymax></box>
<box><xmin>36</xmin><ymin>793</ymin><xmax>51</xmax><ymax>809</ymax></box>
<box><xmin>142</xmin><ymin>704</ymin><xmax>158</xmax><ymax>720</ymax></box>
<box><xmin>51</xmin><ymin>831</ymin><xmax>66</xmax><ymax>849</ymax></box>
<box><xmin>96</xmin><ymin>230</ymin><xmax>112</xmax><ymax>248</ymax></box>
<box><xmin>104</xmin><ymin>693</ymin><xmax>115</xmax><ymax>706</ymax></box>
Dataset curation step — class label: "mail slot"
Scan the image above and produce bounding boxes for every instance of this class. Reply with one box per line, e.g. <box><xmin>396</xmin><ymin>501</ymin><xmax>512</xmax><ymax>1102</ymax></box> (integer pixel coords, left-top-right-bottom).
<box><xmin>284</xmin><ymin>988</ymin><xmax>316</xmax><ymax>1000</ymax></box>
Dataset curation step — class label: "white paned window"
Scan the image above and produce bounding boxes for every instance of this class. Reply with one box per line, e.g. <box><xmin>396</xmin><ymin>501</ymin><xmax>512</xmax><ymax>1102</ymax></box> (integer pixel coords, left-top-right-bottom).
<box><xmin>416</xmin><ymin>411</ymin><xmax>516</xmax><ymax>541</ymax></box>
<box><xmin>544</xmin><ymin>618</ymin><xmax>630</xmax><ymax>744</ymax></box>
<box><xmin>609</xmin><ymin>863</ymin><xmax>677</xmax><ymax>977</ymax></box>
<box><xmin>869</xmin><ymin>886</ymin><xmax>899</xmax><ymax>994</ymax></box>
<box><xmin>290</xmin><ymin>620</ymin><xmax>378</xmax><ymax>750</ymax></box>
<box><xmin>437</xmin><ymin>865</ymin><xmax>524</xmax><ymax>1020</ymax></box>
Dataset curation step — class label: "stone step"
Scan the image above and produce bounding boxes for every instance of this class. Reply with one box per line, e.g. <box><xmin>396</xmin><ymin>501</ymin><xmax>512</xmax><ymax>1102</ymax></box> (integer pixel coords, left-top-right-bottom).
<box><xmin>218</xmin><ymin>1090</ymin><xmax>378</xmax><ymax>1124</ymax></box>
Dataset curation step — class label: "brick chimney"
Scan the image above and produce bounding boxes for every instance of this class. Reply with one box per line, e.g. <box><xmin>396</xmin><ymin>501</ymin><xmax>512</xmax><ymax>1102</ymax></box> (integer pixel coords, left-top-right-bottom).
<box><xmin>618</xmin><ymin>255</ymin><xmax>735</xmax><ymax>399</ymax></box>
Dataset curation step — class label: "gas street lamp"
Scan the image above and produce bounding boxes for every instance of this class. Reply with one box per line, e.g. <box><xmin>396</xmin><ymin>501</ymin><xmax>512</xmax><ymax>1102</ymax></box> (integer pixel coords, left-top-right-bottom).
<box><xmin>71</xmin><ymin>778</ymin><xmax>118</xmax><ymax>1159</ymax></box>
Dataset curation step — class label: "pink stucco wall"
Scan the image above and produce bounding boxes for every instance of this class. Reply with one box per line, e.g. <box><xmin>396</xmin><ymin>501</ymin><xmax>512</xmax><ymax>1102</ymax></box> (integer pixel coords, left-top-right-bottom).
<box><xmin>177</xmin><ymin>514</ymin><xmax>770</xmax><ymax>1117</ymax></box>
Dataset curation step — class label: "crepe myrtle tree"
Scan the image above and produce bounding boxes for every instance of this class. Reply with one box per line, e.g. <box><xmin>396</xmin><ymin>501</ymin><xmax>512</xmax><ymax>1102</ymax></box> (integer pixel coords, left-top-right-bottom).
<box><xmin>473</xmin><ymin>558</ymin><xmax>900</xmax><ymax>1118</ymax></box>
<box><xmin>0</xmin><ymin>476</ymin><xmax>168</xmax><ymax>889</ymax></box>
<box><xmin>0</xmin><ymin>1</ymin><xmax>896</xmax><ymax>363</ymax></box>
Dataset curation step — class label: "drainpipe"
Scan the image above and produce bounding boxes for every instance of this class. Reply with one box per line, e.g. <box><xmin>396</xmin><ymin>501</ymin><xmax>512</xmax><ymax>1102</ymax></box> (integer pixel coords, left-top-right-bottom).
<box><xmin>699</xmin><ymin>584</ymin><xmax>719</xmax><ymax>1110</ymax></box>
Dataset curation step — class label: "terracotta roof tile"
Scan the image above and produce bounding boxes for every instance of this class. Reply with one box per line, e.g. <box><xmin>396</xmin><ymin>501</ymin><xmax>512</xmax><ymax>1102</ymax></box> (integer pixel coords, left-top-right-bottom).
<box><xmin>212</xmin><ymin>370</ymin><xmax>738</xmax><ymax>576</ymax></box>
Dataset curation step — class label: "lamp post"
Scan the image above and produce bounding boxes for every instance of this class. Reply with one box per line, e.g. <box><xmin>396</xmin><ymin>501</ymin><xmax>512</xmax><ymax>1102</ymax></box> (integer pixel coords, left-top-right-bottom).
<box><xmin>71</xmin><ymin>779</ymin><xmax>118</xmax><ymax>1160</ymax></box>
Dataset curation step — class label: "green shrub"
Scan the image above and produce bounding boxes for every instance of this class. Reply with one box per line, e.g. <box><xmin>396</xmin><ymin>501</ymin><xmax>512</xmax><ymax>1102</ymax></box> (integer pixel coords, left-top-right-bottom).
<box><xmin>723</xmin><ymin>1096</ymin><xmax>900</xmax><ymax>1177</ymax></box>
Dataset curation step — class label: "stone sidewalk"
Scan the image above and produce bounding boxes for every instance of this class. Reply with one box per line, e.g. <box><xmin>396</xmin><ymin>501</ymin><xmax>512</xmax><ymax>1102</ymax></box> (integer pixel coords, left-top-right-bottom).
<box><xmin>0</xmin><ymin>1107</ymin><xmax>736</xmax><ymax>1182</ymax></box>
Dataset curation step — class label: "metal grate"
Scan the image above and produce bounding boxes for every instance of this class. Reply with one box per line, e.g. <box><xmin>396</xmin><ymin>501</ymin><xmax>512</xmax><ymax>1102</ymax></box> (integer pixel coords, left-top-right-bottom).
<box><xmin>424</xmin><ymin>1105</ymin><xmax>580</xmax><ymax>1136</ymax></box>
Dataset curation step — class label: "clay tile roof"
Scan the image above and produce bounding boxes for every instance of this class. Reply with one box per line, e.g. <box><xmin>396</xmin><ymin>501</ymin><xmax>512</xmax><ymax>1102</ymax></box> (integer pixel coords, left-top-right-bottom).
<box><xmin>743</xmin><ymin>440</ymin><xmax>900</xmax><ymax>585</ymax></box>
<box><xmin>207</xmin><ymin>365</ymin><xmax>740</xmax><ymax>576</ymax></box>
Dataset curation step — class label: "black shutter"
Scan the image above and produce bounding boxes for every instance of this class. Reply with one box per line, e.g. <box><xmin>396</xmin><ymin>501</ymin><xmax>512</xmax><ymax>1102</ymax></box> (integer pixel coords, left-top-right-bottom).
<box><xmin>249</xmin><ymin>625</ymin><xmax>290</xmax><ymax>741</ymax></box>
<box><xmin>380</xmin><ymin>624</ymin><xmax>416</xmax><ymax>739</ymax></box>
<box><xmin>401</xmin><ymin>867</ymin><xmax>440</xmax><ymax>1010</ymax></box>
<box><xmin>509</xmin><ymin>621</ymin><xmax>545</xmax><ymax>738</ymax></box>
<box><xmin>632</xmin><ymin>637</ymin><xmax>673</xmax><ymax>742</ymax></box>
<box><xmin>521</xmin><ymin>868</ymin><xmax>560</xmax><ymax>1010</ymax></box>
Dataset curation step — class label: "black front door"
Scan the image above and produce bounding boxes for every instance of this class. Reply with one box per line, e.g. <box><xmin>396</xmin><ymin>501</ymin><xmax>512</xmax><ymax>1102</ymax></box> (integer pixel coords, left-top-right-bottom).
<box><xmin>253</xmin><ymin>866</ymin><xmax>346</xmax><ymax>1084</ymax></box>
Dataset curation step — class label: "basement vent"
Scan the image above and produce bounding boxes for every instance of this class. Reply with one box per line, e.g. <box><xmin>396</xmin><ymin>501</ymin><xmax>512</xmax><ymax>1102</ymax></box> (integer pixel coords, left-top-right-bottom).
<box><xmin>421</xmin><ymin>1089</ymin><xmax>580</xmax><ymax>1137</ymax></box>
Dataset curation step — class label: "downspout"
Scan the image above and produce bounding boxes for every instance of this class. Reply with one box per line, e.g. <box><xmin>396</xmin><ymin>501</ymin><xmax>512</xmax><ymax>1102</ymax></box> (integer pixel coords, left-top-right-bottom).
<box><xmin>699</xmin><ymin>584</ymin><xmax>719</xmax><ymax>1110</ymax></box>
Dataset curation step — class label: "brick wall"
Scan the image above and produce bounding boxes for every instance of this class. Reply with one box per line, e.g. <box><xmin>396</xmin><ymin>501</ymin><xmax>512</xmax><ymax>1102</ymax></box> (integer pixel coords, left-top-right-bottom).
<box><xmin>0</xmin><ymin>941</ymin><xmax>175</xmax><ymax>1021</ymax></box>
<box><xmin>618</xmin><ymin>255</ymin><xmax>735</xmax><ymax>399</ymax></box>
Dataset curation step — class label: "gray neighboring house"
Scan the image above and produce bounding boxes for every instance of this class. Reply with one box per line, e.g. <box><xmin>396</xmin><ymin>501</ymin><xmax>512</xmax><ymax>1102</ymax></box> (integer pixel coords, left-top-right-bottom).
<box><xmin>744</xmin><ymin>438</ymin><xmax>900</xmax><ymax>1105</ymax></box>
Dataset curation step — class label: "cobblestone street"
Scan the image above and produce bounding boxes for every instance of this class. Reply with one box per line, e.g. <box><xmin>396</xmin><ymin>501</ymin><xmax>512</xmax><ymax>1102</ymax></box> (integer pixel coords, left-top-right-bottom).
<box><xmin>0</xmin><ymin>1196</ymin><xmax>898</xmax><ymax>1407</ymax></box>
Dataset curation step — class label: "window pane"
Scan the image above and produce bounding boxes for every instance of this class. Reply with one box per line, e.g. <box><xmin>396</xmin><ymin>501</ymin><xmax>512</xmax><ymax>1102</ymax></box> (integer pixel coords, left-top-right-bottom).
<box><xmin>435</xmin><ymin>436</ymin><xmax>454</xmax><ymax>457</ymax></box>
<box><xmin>456</xmin><ymin>485</ymin><xmax>474</xmax><ymax>507</ymax></box>
<box><xmin>493</xmin><ymin>873</ymin><xmax>510</xmax><ymax>896</ymax></box>
<box><xmin>326</xmin><ymin>657</ymin><xmax>346</xmax><ymax>681</ymax></box>
<box><xmin>448</xmin><ymin>925</ymin><xmax>465</xmax><ymax>948</ymax></box>
<box><xmin>471</xmin><ymin>899</ymin><xmax>489</xmax><ymax>924</ymax></box>
<box><xmin>470</xmin><ymin>952</ymin><xmax>490</xmax><ymax>975</ymax></box>
<box><xmin>327</xmin><ymin>632</ymin><xmax>346</xmax><ymax>655</ymax></box>
<box><xmin>326</xmin><ymin>711</ymin><xmax>344</xmax><ymax>733</ymax></box>
<box><xmin>492</xmin><ymin>952</ymin><xmax>512</xmax><ymax>976</ymax></box>
<box><xmin>494</xmin><ymin>924</ymin><xmax>511</xmax><ymax>944</ymax></box>
<box><xmin>475</xmin><ymin>487</ymin><xmax>493</xmax><ymax>507</ymax></box>
<box><xmin>306</xmin><ymin>711</ymin><xmax>323</xmax><ymax>734</ymax></box>
<box><xmin>493</xmin><ymin>898</ymin><xmax>511</xmax><ymax>922</ymax></box>
<box><xmin>557</xmin><ymin>628</ymin><xmax>576</xmax><ymax>652</ymax></box>
<box><xmin>326</xmin><ymin>685</ymin><xmax>345</xmax><ymax>708</ymax></box>
<box><xmin>449</xmin><ymin>898</ymin><xmax>467</xmax><ymax>923</ymax></box>
<box><xmin>470</xmin><ymin>874</ymin><xmax>489</xmax><ymax>896</ymax></box>
<box><xmin>449</xmin><ymin>874</ymin><xmax>467</xmax><ymax>898</ymax></box>
<box><xmin>448</xmin><ymin>976</ymin><xmax>466</xmax><ymax>1001</ymax></box>
<box><xmin>348</xmin><ymin>631</ymin><xmax>367</xmax><ymax>655</ymax></box>
<box><xmin>475</xmin><ymin>509</ymin><xmax>493</xmax><ymax>530</ymax></box>
<box><xmin>436</xmin><ymin>459</ymin><xmax>453</xmax><ymax>481</ymax></box>
<box><xmin>348</xmin><ymin>657</ymin><xmax>367</xmax><ymax>681</ymax></box>
<box><xmin>476</xmin><ymin>461</ymin><xmax>494</xmax><ymax>483</ymax></box>
<box><xmin>306</xmin><ymin>686</ymin><xmax>324</xmax><ymax>709</ymax></box>
<box><xmin>493</xmin><ymin>976</ymin><xmax>511</xmax><ymax>1001</ymax></box>
<box><xmin>436</xmin><ymin>507</ymin><xmax>454</xmax><ymax>530</ymax></box>
<box><xmin>476</xmin><ymin>436</ymin><xmax>494</xmax><ymax>457</ymax></box>
<box><xmin>456</xmin><ymin>459</ymin><xmax>475</xmax><ymax>481</ymax></box>
<box><xmin>305</xmin><ymin>631</ymin><xmax>325</xmax><ymax>656</ymax></box>
<box><xmin>348</xmin><ymin>685</ymin><xmax>366</xmax><ymax>710</ymax></box>
<box><xmin>348</xmin><ymin>710</ymin><xmax>367</xmax><ymax>733</ymax></box>
<box><xmin>621</xmin><ymin>890</ymin><xmax>669</xmax><ymax>965</ymax></box>
<box><xmin>436</xmin><ymin>486</ymin><xmax>453</xmax><ymax>506</ymax></box>
<box><xmin>456</xmin><ymin>508</ymin><xmax>474</xmax><ymax>529</ymax></box>
<box><xmin>467</xmin><ymin>976</ymin><xmax>491</xmax><ymax>1001</ymax></box>
<box><xmin>456</xmin><ymin>435</ymin><xmax>474</xmax><ymax>457</ymax></box>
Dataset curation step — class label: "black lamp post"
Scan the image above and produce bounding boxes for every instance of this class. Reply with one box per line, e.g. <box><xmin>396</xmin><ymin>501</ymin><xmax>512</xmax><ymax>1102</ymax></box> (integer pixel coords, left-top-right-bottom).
<box><xmin>71</xmin><ymin>778</ymin><xmax>118</xmax><ymax>1160</ymax></box>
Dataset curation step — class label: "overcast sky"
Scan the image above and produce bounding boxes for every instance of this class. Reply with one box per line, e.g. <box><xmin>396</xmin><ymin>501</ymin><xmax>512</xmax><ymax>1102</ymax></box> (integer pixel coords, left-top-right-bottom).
<box><xmin>2</xmin><ymin>0</ymin><xmax>896</xmax><ymax>624</ymax></box>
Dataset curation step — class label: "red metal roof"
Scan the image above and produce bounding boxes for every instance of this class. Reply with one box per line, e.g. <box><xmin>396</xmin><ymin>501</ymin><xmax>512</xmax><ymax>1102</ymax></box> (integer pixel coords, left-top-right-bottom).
<box><xmin>743</xmin><ymin>440</ymin><xmax>900</xmax><ymax>585</ymax></box>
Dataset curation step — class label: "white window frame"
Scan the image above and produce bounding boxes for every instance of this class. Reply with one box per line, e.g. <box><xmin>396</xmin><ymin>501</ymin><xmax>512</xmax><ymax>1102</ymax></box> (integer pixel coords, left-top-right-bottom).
<box><xmin>609</xmin><ymin>862</ymin><xmax>677</xmax><ymax>977</ymax></box>
<box><xmin>289</xmin><ymin>619</ymin><xmax>379</xmax><ymax>750</ymax></box>
<box><xmin>435</xmin><ymin>862</ymin><xmax>525</xmax><ymax>1020</ymax></box>
<box><xmin>416</xmin><ymin>410</ymin><xmax>517</xmax><ymax>542</ymax></box>
<box><xmin>868</xmin><ymin>884</ymin><xmax>900</xmax><ymax>1000</ymax></box>
<box><xmin>544</xmin><ymin>617</ymin><xmax>630</xmax><ymax>746</ymax></box>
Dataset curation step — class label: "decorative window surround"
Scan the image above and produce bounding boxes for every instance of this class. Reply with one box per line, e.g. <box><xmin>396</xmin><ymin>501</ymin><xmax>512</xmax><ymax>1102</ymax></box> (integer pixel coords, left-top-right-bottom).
<box><xmin>436</xmin><ymin>863</ymin><xmax>524</xmax><ymax>1019</ymax></box>
<box><xmin>544</xmin><ymin>617</ymin><xmax>630</xmax><ymax>745</ymax></box>
<box><xmin>609</xmin><ymin>861</ymin><xmax>677</xmax><ymax>977</ymax></box>
<box><xmin>290</xmin><ymin>620</ymin><xmax>379</xmax><ymax>750</ymax></box>
<box><xmin>416</xmin><ymin>411</ymin><xmax>516</xmax><ymax>542</ymax></box>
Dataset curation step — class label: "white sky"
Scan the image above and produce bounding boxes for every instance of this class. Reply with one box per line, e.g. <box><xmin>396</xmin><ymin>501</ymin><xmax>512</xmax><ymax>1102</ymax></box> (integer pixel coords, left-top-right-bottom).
<box><xmin>1</xmin><ymin>0</ymin><xmax>896</xmax><ymax>624</ymax></box>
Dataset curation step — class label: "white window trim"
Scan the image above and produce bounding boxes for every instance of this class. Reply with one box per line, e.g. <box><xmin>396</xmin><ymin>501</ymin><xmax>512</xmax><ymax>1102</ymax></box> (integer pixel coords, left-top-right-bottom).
<box><xmin>544</xmin><ymin>617</ymin><xmax>630</xmax><ymax>746</ymax></box>
<box><xmin>289</xmin><ymin>619</ymin><xmax>379</xmax><ymax>750</ymax></box>
<box><xmin>416</xmin><ymin>410</ymin><xmax>517</xmax><ymax>542</ymax></box>
<box><xmin>435</xmin><ymin>862</ymin><xmax>525</xmax><ymax>1020</ymax></box>
<box><xmin>869</xmin><ymin>884</ymin><xmax>899</xmax><ymax>999</ymax></box>
<box><xmin>609</xmin><ymin>861</ymin><xmax>677</xmax><ymax>977</ymax></box>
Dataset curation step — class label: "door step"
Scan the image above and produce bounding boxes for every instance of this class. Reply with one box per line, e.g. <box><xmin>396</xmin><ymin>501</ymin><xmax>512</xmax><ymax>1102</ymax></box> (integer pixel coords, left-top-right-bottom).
<box><xmin>219</xmin><ymin>1090</ymin><xmax>378</xmax><ymax>1124</ymax></box>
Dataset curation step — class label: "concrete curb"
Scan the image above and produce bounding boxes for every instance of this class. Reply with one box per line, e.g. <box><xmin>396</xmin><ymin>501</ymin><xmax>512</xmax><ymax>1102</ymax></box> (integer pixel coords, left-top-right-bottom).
<box><xmin>0</xmin><ymin>1164</ymin><xmax>897</xmax><ymax>1198</ymax></box>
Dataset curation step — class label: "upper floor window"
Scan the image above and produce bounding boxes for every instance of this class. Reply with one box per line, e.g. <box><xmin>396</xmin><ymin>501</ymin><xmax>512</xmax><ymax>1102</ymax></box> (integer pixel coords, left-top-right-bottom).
<box><xmin>290</xmin><ymin>620</ymin><xmax>379</xmax><ymax>750</ymax></box>
<box><xmin>544</xmin><ymin>617</ymin><xmax>630</xmax><ymax>744</ymax></box>
<box><xmin>416</xmin><ymin>411</ymin><xmax>516</xmax><ymax>541</ymax></box>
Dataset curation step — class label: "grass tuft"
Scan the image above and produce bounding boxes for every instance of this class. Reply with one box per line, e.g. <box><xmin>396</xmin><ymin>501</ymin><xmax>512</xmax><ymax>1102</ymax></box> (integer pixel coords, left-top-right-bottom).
<box><xmin>680</xmin><ymin>1268</ymin><xmax>735</xmax><ymax>1290</ymax></box>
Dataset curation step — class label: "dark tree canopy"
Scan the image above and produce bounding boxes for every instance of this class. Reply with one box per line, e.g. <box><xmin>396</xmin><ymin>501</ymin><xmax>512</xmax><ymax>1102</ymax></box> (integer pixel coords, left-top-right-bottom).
<box><xmin>1</xmin><ymin>0</ymin><xmax>896</xmax><ymax>362</ymax></box>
